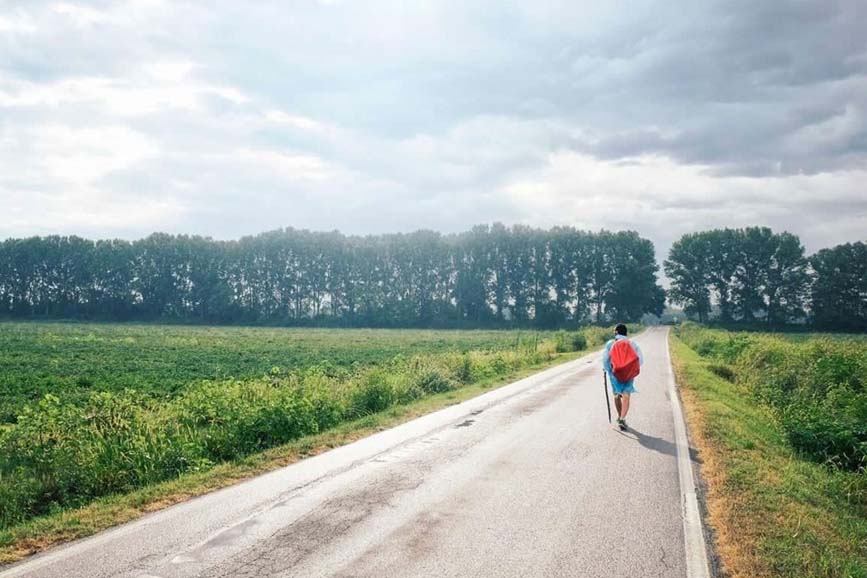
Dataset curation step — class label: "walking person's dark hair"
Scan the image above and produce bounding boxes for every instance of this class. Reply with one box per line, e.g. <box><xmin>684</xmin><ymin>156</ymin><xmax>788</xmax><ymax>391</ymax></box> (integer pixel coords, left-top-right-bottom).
<box><xmin>615</xmin><ymin>323</ymin><xmax>628</xmax><ymax>336</ymax></box>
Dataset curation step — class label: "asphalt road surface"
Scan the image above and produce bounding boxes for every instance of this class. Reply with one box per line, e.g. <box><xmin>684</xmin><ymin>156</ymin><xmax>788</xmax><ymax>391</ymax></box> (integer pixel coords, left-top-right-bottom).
<box><xmin>2</xmin><ymin>327</ymin><xmax>707</xmax><ymax>578</ymax></box>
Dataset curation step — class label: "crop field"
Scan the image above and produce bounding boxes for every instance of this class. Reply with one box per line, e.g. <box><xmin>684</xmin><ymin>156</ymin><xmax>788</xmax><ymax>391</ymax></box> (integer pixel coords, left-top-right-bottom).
<box><xmin>0</xmin><ymin>322</ymin><xmax>566</xmax><ymax>424</ymax></box>
<box><xmin>0</xmin><ymin>321</ymin><xmax>613</xmax><ymax>532</ymax></box>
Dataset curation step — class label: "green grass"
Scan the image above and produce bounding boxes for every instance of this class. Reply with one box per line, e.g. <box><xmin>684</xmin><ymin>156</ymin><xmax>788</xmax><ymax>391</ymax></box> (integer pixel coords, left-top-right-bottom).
<box><xmin>0</xmin><ymin>322</ymin><xmax>554</xmax><ymax>424</ymax></box>
<box><xmin>671</xmin><ymin>333</ymin><xmax>867</xmax><ymax>578</ymax></box>
<box><xmin>676</xmin><ymin>323</ymin><xmax>867</xmax><ymax>472</ymax></box>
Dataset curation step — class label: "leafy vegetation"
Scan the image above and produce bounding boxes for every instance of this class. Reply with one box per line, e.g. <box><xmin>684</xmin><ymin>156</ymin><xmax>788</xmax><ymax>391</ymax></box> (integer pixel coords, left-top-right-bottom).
<box><xmin>0</xmin><ymin>225</ymin><xmax>665</xmax><ymax>327</ymax></box>
<box><xmin>671</xmin><ymin>334</ymin><xmax>867</xmax><ymax>577</ymax></box>
<box><xmin>0</xmin><ymin>322</ymin><xmax>552</xmax><ymax>424</ymax></box>
<box><xmin>665</xmin><ymin>228</ymin><xmax>866</xmax><ymax>329</ymax></box>
<box><xmin>665</xmin><ymin>227</ymin><xmax>811</xmax><ymax>325</ymax></box>
<box><xmin>811</xmin><ymin>242</ymin><xmax>867</xmax><ymax>331</ymax></box>
<box><xmin>676</xmin><ymin>323</ymin><xmax>867</xmax><ymax>472</ymax></box>
<box><xmin>0</xmin><ymin>321</ymin><xmax>606</xmax><ymax>531</ymax></box>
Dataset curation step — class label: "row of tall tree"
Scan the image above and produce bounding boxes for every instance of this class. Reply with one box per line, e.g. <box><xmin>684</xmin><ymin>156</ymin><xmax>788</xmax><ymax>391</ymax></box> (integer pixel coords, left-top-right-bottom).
<box><xmin>664</xmin><ymin>227</ymin><xmax>867</xmax><ymax>330</ymax></box>
<box><xmin>0</xmin><ymin>224</ymin><xmax>665</xmax><ymax>327</ymax></box>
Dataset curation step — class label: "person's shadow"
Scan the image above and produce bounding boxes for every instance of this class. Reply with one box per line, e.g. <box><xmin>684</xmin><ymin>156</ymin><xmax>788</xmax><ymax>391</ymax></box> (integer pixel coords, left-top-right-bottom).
<box><xmin>615</xmin><ymin>427</ymin><xmax>678</xmax><ymax>458</ymax></box>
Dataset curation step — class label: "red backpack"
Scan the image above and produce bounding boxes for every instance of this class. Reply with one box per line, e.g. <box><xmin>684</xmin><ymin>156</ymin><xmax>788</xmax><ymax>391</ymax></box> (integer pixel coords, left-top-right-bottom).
<box><xmin>610</xmin><ymin>339</ymin><xmax>640</xmax><ymax>383</ymax></box>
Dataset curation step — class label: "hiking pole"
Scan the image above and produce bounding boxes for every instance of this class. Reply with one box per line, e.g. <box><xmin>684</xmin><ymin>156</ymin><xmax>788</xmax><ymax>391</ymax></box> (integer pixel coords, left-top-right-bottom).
<box><xmin>603</xmin><ymin>370</ymin><xmax>612</xmax><ymax>423</ymax></box>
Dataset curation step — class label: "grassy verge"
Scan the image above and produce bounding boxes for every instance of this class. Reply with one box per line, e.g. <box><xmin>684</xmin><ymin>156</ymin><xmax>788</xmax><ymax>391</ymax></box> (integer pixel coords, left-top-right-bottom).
<box><xmin>0</xmin><ymin>347</ymin><xmax>588</xmax><ymax>566</ymax></box>
<box><xmin>671</xmin><ymin>335</ymin><xmax>867</xmax><ymax>578</ymax></box>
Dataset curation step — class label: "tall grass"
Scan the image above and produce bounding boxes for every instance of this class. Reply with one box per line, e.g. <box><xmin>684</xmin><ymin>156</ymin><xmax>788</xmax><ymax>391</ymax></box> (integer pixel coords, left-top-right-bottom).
<box><xmin>676</xmin><ymin>323</ymin><xmax>867</xmax><ymax>472</ymax></box>
<box><xmin>0</xmin><ymin>329</ymin><xmax>600</xmax><ymax>529</ymax></box>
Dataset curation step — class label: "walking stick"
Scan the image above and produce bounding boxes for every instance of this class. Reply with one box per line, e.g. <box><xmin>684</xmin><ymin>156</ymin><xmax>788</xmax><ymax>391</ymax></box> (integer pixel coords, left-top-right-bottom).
<box><xmin>603</xmin><ymin>370</ymin><xmax>612</xmax><ymax>423</ymax></box>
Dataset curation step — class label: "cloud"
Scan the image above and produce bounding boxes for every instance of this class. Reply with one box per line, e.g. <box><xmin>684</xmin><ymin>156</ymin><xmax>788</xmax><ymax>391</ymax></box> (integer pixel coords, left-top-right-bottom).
<box><xmin>0</xmin><ymin>60</ymin><xmax>248</xmax><ymax>115</ymax></box>
<box><xmin>0</xmin><ymin>0</ymin><xmax>864</xmax><ymax>262</ymax></box>
<box><xmin>497</xmin><ymin>151</ymin><xmax>867</xmax><ymax>257</ymax></box>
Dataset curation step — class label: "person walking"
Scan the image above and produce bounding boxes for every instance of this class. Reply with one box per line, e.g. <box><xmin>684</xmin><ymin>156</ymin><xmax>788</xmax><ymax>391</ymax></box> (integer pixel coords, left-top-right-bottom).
<box><xmin>602</xmin><ymin>324</ymin><xmax>643</xmax><ymax>430</ymax></box>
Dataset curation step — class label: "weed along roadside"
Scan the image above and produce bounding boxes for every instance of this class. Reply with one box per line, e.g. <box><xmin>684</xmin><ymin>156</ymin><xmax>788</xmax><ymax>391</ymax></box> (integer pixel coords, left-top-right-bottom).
<box><xmin>670</xmin><ymin>325</ymin><xmax>867</xmax><ymax>578</ymax></box>
<box><xmin>0</xmin><ymin>324</ymin><xmax>633</xmax><ymax>565</ymax></box>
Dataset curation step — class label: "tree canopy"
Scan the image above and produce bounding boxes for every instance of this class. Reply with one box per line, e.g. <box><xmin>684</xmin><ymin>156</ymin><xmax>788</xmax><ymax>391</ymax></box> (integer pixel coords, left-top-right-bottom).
<box><xmin>0</xmin><ymin>224</ymin><xmax>664</xmax><ymax>327</ymax></box>
<box><xmin>666</xmin><ymin>227</ymin><xmax>864</xmax><ymax>329</ymax></box>
<box><xmin>810</xmin><ymin>242</ymin><xmax>867</xmax><ymax>331</ymax></box>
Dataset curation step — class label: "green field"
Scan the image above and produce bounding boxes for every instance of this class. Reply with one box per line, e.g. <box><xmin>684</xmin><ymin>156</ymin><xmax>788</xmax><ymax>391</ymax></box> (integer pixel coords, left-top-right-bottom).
<box><xmin>0</xmin><ymin>321</ymin><xmax>614</xmax><ymax>537</ymax></box>
<box><xmin>0</xmin><ymin>322</ymin><xmax>566</xmax><ymax>424</ymax></box>
<box><xmin>672</xmin><ymin>325</ymin><xmax>867</xmax><ymax>577</ymax></box>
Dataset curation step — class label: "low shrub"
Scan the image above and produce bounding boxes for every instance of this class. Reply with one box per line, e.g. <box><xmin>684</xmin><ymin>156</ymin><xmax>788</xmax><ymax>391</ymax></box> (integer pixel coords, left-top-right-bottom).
<box><xmin>454</xmin><ymin>355</ymin><xmax>474</xmax><ymax>384</ymax></box>
<box><xmin>554</xmin><ymin>331</ymin><xmax>570</xmax><ymax>353</ymax></box>
<box><xmin>707</xmin><ymin>363</ymin><xmax>736</xmax><ymax>383</ymax></box>
<box><xmin>677</xmin><ymin>324</ymin><xmax>867</xmax><ymax>472</ymax></box>
<box><xmin>583</xmin><ymin>326</ymin><xmax>611</xmax><ymax>347</ymax></box>
<box><xmin>349</xmin><ymin>371</ymin><xmax>397</xmax><ymax>416</ymax></box>
<box><xmin>415</xmin><ymin>370</ymin><xmax>452</xmax><ymax>395</ymax></box>
<box><xmin>571</xmin><ymin>333</ymin><xmax>588</xmax><ymax>351</ymax></box>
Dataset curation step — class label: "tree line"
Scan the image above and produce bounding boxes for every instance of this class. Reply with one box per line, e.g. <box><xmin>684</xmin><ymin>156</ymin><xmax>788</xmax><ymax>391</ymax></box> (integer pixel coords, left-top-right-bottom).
<box><xmin>665</xmin><ymin>227</ymin><xmax>867</xmax><ymax>330</ymax></box>
<box><xmin>0</xmin><ymin>224</ymin><xmax>665</xmax><ymax>327</ymax></box>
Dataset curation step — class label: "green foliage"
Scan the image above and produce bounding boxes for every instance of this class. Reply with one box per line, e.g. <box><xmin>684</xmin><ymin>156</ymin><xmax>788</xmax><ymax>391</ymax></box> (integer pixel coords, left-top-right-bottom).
<box><xmin>0</xmin><ymin>225</ymin><xmax>665</xmax><ymax>328</ymax></box>
<box><xmin>583</xmin><ymin>326</ymin><xmax>612</xmax><ymax>346</ymax></box>
<box><xmin>665</xmin><ymin>227</ymin><xmax>812</xmax><ymax>325</ymax></box>
<box><xmin>453</xmin><ymin>355</ymin><xmax>474</xmax><ymax>384</ymax></box>
<box><xmin>414</xmin><ymin>370</ymin><xmax>452</xmax><ymax>395</ymax></box>
<box><xmin>707</xmin><ymin>363</ymin><xmax>736</xmax><ymax>382</ymax></box>
<box><xmin>0</xmin><ymin>323</ymin><xmax>543</xmax><ymax>424</ymax></box>
<box><xmin>811</xmin><ymin>242</ymin><xmax>867</xmax><ymax>332</ymax></box>
<box><xmin>677</xmin><ymin>324</ymin><xmax>867</xmax><ymax>472</ymax></box>
<box><xmin>349</xmin><ymin>372</ymin><xmax>398</xmax><ymax>416</ymax></box>
<box><xmin>553</xmin><ymin>330</ymin><xmax>570</xmax><ymax>353</ymax></box>
<box><xmin>550</xmin><ymin>330</ymin><xmax>589</xmax><ymax>353</ymax></box>
<box><xmin>582</xmin><ymin>324</ymin><xmax>641</xmax><ymax>347</ymax></box>
<box><xmin>0</xmin><ymin>322</ymin><xmax>604</xmax><ymax>529</ymax></box>
<box><xmin>570</xmin><ymin>332</ymin><xmax>588</xmax><ymax>351</ymax></box>
<box><xmin>671</xmin><ymin>338</ymin><xmax>867</xmax><ymax>577</ymax></box>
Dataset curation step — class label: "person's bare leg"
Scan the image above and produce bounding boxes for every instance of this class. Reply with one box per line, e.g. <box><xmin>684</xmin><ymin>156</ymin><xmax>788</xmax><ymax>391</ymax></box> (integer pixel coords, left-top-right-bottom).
<box><xmin>614</xmin><ymin>394</ymin><xmax>623</xmax><ymax>418</ymax></box>
<box><xmin>620</xmin><ymin>393</ymin><xmax>631</xmax><ymax>420</ymax></box>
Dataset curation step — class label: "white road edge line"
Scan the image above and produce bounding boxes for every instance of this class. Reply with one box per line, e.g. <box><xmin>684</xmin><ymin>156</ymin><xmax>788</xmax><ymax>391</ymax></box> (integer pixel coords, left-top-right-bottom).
<box><xmin>664</xmin><ymin>328</ymin><xmax>712</xmax><ymax>578</ymax></box>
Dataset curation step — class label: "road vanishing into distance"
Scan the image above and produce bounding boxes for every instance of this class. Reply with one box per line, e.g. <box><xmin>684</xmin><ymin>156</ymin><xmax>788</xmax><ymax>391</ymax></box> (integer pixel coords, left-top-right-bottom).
<box><xmin>2</xmin><ymin>327</ymin><xmax>709</xmax><ymax>578</ymax></box>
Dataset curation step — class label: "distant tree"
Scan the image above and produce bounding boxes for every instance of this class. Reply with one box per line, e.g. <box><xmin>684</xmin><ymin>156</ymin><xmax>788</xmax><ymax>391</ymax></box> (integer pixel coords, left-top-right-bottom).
<box><xmin>0</xmin><ymin>225</ymin><xmax>666</xmax><ymax>328</ymax></box>
<box><xmin>667</xmin><ymin>227</ymin><xmax>812</xmax><ymax>326</ymax></box>
<box><xmin>606</xmin><ymin>231</ymin><xmax>665</xmax><ymax>322</ymax></box>
<box><xmin>704</xmin><ymin>228</ymin><xmax>739</xmax><ymax>322</ymax></box>
<box><xmin>665</xmin><ymin>233</ymin><xmax>714</xmax><ymax>323</ymax></box>
<box><xmin>810</xmin><ymin>242</ymin><xmax>867</xmax><ymax>331</ymax></box>
<box><xmin>764</xmin><ymin>231</ymin><xmax>810</xmax><ymax>325</ymax></box>
<box><xmin>731</xmin><ymin>227</ymin><xmax>777</xmax><ymax>321</ymax></box>
<box><xmin>586</xmin><ymin>231</ymin><xmax>616</xmax><ymax>323</ymax></box>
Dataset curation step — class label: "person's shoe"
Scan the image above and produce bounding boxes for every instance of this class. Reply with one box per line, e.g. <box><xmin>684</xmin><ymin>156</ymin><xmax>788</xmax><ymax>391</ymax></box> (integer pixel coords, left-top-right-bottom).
<box><xmin>618</xmin><ymin>418</ymin><xmax>627</xmax><ymax>431</ymax></box>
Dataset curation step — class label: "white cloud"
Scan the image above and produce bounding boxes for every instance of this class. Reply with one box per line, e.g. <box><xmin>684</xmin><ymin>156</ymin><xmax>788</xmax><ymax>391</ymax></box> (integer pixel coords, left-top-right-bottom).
<box><xmin>38</xmin><ymin>124</ymin><xmax>158</xmax><ymax>184</ymax></box>
<box><xmin>235</xmin><ymin>148</ymin><xmax>335</xmax><ymax>182</ymax></box>
<box><xmin>0</xmin><ymin>62</ymin><xmax>248</xmax><ymax>115</ymax></box>
<box><xmin>51</xmin><ymin>2</ymin><xmax>110</xmax><ymax>27</ymax></box>
<box><xmin>0</xmin><ymin>9</ymin><xmax>37</xmax><ymax>34</ymax></box>
<box><xmin>50</xmin><ymin>0</ymin><xmax>169</xmax><ymax>28</ymax></box>
<box><xmin>0</xmin><ymin>0</ymin><xmax>863</xmax><ymax>260</ymax></box>
<box><xmin>0</xmin><ymin>123</ymin><xmax>157</xmax><ymax>186</ymax></box>
<box><xmin>264</xmin><ymin>110</ymin><xmax>326</xmax><ymax>132</ymax></box>
<box><xmin>498</xmin><ymin>151</ymin><xmax>867</xmax><ymax>254</ymax></box>
<box><xmin>0</xmin><ymin>121</ymin><xmax>181</xmax><ymax>237</ymax></box>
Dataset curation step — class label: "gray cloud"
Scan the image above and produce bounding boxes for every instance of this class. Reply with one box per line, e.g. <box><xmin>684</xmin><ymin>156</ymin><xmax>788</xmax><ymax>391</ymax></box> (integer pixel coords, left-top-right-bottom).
<box><xmin>0</xmin><ymin>0</ymin><xmax>865</xmax><ymax>261</ymax></box>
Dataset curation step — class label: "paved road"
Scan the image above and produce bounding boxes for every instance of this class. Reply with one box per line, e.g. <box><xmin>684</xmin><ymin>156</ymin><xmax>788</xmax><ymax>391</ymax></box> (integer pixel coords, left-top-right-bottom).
<box><xmin>2</xmin><ymin>327</ymin><xmax>702</xmax><ymax>578</ymax></box>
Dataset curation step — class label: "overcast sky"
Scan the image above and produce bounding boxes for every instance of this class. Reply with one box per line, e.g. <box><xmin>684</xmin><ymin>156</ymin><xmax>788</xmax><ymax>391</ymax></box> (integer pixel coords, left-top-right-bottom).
<box><xmin>1</xmin><ymin>0</ymin><xmax>865</xmax><ymax>263</ymax></box>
